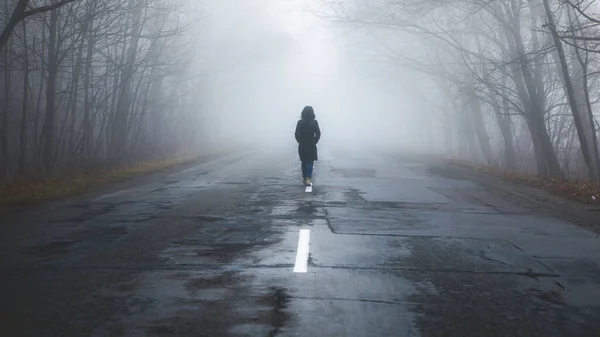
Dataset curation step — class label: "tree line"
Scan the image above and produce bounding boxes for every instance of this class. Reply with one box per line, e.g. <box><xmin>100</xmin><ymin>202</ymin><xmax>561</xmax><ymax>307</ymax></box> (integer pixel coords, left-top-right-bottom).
<box><xmin>324</xmin><ymin>0</ymin><xmax>600</xmax><ymax>184</ymax></box>
<box><xmin>0</xmin><ymin>0</ymin><xmax>207</xmax><ymax>182</ymax></box>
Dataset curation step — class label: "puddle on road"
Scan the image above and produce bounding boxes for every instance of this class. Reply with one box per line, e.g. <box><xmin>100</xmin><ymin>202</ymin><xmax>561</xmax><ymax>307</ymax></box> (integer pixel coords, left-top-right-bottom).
<box><xmin>270</xmin><ymin>203</ymin><xmax>327</xmax><ymax>219</ymax></box>
<box><xmin>86</xmin><ymin>198</ymin><xmax>305</xmax><ymax>336</ymax></box>
<box><xmin>296</xmin><ymin>204</ymin><xmax>326</xmax><ymax>217</ymax></box>
<box><xmin>262</xmin><ymin>286</ymin><xmax>291</xmax><ymax>337</ymax></box>
<box><xmin>92</xmin><ymin>258</ymin><xmax>298</xmax><ymax>337</ymax></box>
<box><xmin>90</xmin><ymin>268</ymin><xmax>252</xmax><ymax>336</ymax></box>
<box><xmin>270</xmin><ymin>205</ymin><xmax>297</xmax><ymax>216</ymax></box>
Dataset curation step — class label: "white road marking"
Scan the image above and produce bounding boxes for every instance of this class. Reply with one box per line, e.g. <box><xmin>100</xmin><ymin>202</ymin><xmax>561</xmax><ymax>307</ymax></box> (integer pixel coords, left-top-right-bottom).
<box><xmin>305</xmin><ymin>185</ymin><xmax>312</xmax><ymax>193</ymax></box>
<box><xmin>293</xmin><ymin>229</ymin><xmax>311</xmax><ymax>273</ymax></box>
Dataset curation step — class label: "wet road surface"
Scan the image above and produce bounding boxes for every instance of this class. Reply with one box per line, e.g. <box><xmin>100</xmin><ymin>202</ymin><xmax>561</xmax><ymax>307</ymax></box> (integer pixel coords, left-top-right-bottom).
<box><xmin>1</xmin><ymin>146</ymin><xmax>600</xmax><ymax>336</ymax></box>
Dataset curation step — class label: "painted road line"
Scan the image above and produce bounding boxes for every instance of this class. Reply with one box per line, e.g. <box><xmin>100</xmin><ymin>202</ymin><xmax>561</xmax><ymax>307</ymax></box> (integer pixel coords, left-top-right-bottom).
<box><xmin>293</xmin><ymin>229</ymin><xmax>311</xmax><ymax>273</ymax></box>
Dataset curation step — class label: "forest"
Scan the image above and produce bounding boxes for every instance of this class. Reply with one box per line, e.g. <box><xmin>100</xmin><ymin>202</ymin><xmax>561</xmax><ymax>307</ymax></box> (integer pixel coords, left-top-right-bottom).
<box><xmin>322</xmin><ymin>0</ymin><xmax>600</xmax><ymax>185</ymax></box>
<box><xmin>0</xmin><ymin>0</ymin><xmax>217</xmax><ymax>184</ymax></box>
<box><xmin>1</xmin><ymin>0</ymin><xmax>600</xmax><ymax>192</ymax></box>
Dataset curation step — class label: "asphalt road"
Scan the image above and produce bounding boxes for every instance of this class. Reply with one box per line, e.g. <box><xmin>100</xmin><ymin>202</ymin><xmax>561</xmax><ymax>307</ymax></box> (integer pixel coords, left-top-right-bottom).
<box><xmin>1</xmin><ymin>145</ymin><xmax>600</xmax><ymax>337</ymax></box>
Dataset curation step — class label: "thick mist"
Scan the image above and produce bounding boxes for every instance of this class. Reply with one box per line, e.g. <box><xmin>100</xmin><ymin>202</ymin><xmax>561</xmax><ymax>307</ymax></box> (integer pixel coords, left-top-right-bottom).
<box><xmin>190</xmin><ymin>0</ymin><xmax>433</xmax><ymax>155</ymax></box>
<box><xmin>4</xmin><ymin>0</ymin><xmax>596</xmax><ymax>183</ymax></box>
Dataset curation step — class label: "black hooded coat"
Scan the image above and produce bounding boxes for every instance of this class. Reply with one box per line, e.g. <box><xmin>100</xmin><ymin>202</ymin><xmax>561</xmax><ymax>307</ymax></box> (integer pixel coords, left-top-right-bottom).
<box><xmin>295</xmin><ymin>117</ymin><xmax>321</xmax><ymax>162</ymax></box>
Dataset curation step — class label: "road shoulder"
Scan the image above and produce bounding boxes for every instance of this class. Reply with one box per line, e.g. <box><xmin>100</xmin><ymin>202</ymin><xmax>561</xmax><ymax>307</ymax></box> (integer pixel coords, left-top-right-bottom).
<box><xmin>0</xmin><ymin>150</ymin><xmax>244</xmax><ymax>218</ymax></box>
<box><xmin>429</xmin><ymin>160</ymin><xmax>600</xmax><ymax>235</ymax></box>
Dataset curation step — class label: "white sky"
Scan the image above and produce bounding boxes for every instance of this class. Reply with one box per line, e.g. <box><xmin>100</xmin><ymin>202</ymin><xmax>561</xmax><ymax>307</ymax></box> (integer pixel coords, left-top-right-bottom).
<box><xmin>268</xmin><ymin>0</ymin><xmax>342</xmax><ymax>104</ymax></box>
<box><xmin>194</xmin><ymin>0</ymin><xmax>429</xmax><ymax>151</ymax></box>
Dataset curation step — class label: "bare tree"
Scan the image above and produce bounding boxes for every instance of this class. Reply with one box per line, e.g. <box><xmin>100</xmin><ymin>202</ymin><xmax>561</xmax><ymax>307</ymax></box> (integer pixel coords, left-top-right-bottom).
<box><xmin>0</xmin><ymin>0</ymin><xmax>77</xmax><ymax>53</ymax></box>
<box><xmin>544</xmin><ymin>0</ymin><xmax>600</xmax><ymax>182</ymax></box>
<box><xmin>0</xmin><ymin>0</ymin><xmax>219</xmax><ymax>182</ymax></box>
<box><xmin>319</xmin><ymin>0</ymin><xmax>600</xmax><ymax>183</ymax></box>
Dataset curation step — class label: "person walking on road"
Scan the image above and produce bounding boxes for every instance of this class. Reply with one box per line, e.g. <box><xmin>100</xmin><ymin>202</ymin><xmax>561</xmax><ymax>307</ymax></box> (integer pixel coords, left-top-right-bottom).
<box><xmin>295</xmin><ymin>105</ymin><xmax>321</xmax><ymax>186</ymax></box>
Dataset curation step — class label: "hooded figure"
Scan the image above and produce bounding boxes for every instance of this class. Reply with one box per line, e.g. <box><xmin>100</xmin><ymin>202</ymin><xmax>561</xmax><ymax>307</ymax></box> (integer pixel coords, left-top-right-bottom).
<box><xmin>295</xmin><ymin>106</ymin><xmax>321</xmax><ymax>186</ymax></box>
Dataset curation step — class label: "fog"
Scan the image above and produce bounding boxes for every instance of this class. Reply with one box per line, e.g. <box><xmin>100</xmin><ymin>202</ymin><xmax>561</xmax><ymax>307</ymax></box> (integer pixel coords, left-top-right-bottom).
<box><xmin>191</xmin><ymin>0</ymin><xmax>432</xmax><ymax>154</ymax></box>
<box><xmin>2</xmin><ymin>0</ymin><xmax>600</xmax><ymax>183</ymax></box>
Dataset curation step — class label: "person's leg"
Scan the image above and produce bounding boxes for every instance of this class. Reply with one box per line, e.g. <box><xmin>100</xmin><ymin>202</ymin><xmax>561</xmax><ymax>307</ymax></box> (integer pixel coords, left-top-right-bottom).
<box><xmin>301</xmin><ymin>162</ymin><xmax>307</xmax><ymax>179</ymax></box>
<box><xmin>306</xmin><ymin>161</ymin><xmax>314</xmax><ymax>180</ymax></box>
<box><xmin>302</xmin><ymin>162</ymin><xmax>310</xmax><ymax>185</ymax></box>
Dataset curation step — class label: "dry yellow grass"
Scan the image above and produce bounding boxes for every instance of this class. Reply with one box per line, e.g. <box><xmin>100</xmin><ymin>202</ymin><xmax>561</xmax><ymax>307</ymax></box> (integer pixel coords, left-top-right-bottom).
<box><xmin>0</xmin><ymin>154</ymin><xmax>216</xmax><ymax>206</ymax></box>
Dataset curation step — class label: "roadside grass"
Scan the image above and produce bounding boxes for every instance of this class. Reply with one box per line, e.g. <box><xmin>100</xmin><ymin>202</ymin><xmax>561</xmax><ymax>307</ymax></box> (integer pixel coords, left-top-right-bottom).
<box><xmin>452</xmin><ymin>160</ymin><xmax>600</xmax><ymax>207</ymax></box>
<box><xmin>0</xmin><ymin>154</ymin><xmax>217</xmax><ymax>206</ymax></box>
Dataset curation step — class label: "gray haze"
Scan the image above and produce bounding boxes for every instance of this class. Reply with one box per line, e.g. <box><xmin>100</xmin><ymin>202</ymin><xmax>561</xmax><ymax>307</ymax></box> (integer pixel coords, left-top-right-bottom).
<box><xmin>1</xmin><ymin>0</ymin><xmax>600</xmax><ymax>183</ymax></box>
<box><xmin>2</xmin><ymin>2</ymin><xmax>600</xmax><ymax>335</ymax></box>
<box><xmin>186</xmin><ymin>0</ymin><xmax>429</xmax><ymax>154</ymax></box>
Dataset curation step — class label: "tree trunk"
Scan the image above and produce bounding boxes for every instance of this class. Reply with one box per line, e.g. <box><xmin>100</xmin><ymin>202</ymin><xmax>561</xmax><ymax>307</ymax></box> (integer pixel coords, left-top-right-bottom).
<box><xmin>41</xmin><ymin>0</ymin><xmax>59</xmax><ymax>171</ymax></box>
<box><xmin>470</xmin><ymin>95</ymin><xmax>493</xmax><ymax>164</ymax></box>
<box><xmin>1</xmin><ymin>0</ymin><xmax>13</xmax><ymax>178</ymax></box>
<box><xmin>459</xmin><ymin>96</ymin><xmax>478</xmax><ymax>161</ymax></box>
<box><xmin>110</xmin><ymin>1</ymin><xmax>143</xmax><ymax>164</ymax></box>
<box><xmin>150</xmin><ymin>76</ymin><xmax>164</xmax><ymax>155</ymax></box>
<box><xmin>543</xmin><ymin>0</ymin><xmax>600</xmax><ymax>183</ymax></box>
<box><xmin>19</xmin><ymin>19</ymin><xmax>29</xmax><ymax>173</ymax></box>
<box><xmin>82</xmin><ymin>11</ymin><xmax>95</xmax><ymax>159</ymax></box>
<box><xmin>496</xmin><ymin>0</ymin><xmax>563</xmax><ymax>177</ymax></box>
<box><xmin>65</xmin><ymin>21</ymin><xmax>88</xmax><ymax>162</ymax></box>
<box><xmin>34</xmin><ymin>32</ymin><xmax>44</xmax><ymax>159</ymax></box>
<box><xmin>474</xmin><ymin>32</ymin><xmax>516</xmax><ymax>169</ymax></box>
<box><xmin>491</xmin><ymin>81</ymin><xmax>517</xmax><ymax>170</ymax></box>
<box><xmin>1</xmin><ymin>33</ymin><xmax>10</xmax><ymax>178</ymax></box>
<box><xmin>567</xmin><ymin>4</ymin><xmax>600</xmax><ymax>182</ymax></box>
<box><xmin>0</xmin><ymin>0</ymin><xmax>29</xmax><ymax>54</ymax></box>
<box><xmin>526</xmin><ymin>111</ymin><xmax>562</xmax><ymax>177</ymax></box>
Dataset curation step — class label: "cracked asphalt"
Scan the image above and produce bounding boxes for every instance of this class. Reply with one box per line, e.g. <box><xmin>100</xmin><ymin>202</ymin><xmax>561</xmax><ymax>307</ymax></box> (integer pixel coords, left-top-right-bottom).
<box><xmin>1</xmin><ymin>145</ymin><xmax>600</xmax><ymax>337</ymax></box>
